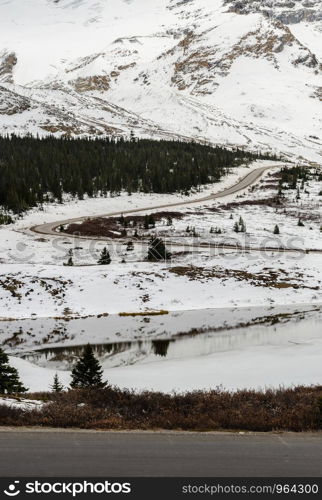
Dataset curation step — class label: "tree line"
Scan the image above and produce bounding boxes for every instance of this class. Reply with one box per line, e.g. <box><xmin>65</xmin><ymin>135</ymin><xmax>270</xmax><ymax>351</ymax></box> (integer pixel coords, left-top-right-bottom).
<box><xmin>0</xmin><ymin>134</ymin><xmax>277</xmax><ymax>214</ymax></box>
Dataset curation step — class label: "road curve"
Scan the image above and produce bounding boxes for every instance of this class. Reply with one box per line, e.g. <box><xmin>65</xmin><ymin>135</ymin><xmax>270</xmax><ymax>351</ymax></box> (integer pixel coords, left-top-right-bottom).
<box><xmin>1</xmin><ymin>430</ymin><xmax>322</xmax><ymax>477</ymax></box>
<box><xmin>31</xmin><ymin>165</ymin><xmax>275</xmax><ymax>238</ymax></box>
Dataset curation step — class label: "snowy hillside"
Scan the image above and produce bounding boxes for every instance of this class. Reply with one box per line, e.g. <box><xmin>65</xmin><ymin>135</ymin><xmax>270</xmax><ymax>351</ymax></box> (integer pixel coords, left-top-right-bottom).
<box><xmin>0</xmin><ymin>0</ymin><xmax>322</xmax><ymax>161</ymax></box>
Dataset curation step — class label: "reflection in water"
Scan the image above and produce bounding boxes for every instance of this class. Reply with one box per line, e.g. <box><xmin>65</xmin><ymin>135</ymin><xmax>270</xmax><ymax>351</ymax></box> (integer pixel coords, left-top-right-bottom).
<box><xmin>152</xmin><ymin>339</ymin><xmax>172</xmax><ymax>357</ymax></box>
<box><xmin>20</xmin><ymin>309</ymin><xmax>322</xmax><ymax>371</ymax></box>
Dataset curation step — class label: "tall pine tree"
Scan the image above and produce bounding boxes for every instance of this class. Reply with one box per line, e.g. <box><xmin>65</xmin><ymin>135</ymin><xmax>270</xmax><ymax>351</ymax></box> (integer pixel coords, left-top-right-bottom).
<box><xmin>0</xmin><ymin>348</ymin><xmax>27</xmax><ymax>394</ymax></box>
<box><xmin>70</xmin><ymin>344</ymin><xmax>107</xmax><ymax>389</ymax></box>
<box><xmin>147</xmin><ymin>237</ymin><xmax>171</xmax><ymax>261</ymax></box>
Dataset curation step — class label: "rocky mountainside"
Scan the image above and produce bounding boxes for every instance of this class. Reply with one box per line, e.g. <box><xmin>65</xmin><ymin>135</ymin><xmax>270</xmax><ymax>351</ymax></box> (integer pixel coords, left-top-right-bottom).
<box><xmin>225</xmin><ymin>0</ymin><xmax>322</xmax><ymax>24</ymax></box>
<box><xmin>0</xmin><ymin>0</ymin><xmax>321</xmax><ymax>161</ymax></box>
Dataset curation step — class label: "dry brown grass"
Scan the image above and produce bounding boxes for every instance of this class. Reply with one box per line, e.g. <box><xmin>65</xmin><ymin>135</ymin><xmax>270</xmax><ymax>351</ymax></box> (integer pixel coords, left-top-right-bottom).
<box><xmin>168</xmin><ymin>266</ymin><xmax>319</xmax><ymax>290</ymax></box>
<box><xmin>119</xmin><ymin>310</ymin><xmax>169</xmax><ymax>317</ymax></box>
<box><xmin>65</xmin><ymin>211</ymin><xmax>184</xmax><ymax>238</ymax></box>
<box><xmin>1</xmin><ymin>386</ymin><xmax>322</xmax><ymax>432</ymax></box>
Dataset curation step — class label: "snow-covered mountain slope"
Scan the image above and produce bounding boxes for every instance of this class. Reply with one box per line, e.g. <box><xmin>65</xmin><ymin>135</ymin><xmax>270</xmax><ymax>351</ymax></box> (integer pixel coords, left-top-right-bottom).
<box><xmin>0</xmin><ymin>0</ymin><xmax>322</xmax><ymax>161</ymax></box>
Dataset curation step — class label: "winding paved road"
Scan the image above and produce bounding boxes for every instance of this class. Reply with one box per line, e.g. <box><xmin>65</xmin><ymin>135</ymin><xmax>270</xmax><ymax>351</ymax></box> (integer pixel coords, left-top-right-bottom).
<box><xmin>31</xmin><ymin>165</ymin><xmax>275</xmax><ymax>239</ymax></box>
<box><xmin>1</xmin><ymin>430</ymin><xmax>322</xmax><ymax>477</ymax></box>
<box><xmin>29</xmin><ymin>164</ymin><xmax>322</xmax><ymax>254</ymax></box>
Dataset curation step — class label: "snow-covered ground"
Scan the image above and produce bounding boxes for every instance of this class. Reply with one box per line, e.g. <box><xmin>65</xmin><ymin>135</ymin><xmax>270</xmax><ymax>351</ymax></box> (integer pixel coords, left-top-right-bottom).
<box><xmin>0</xmin><ymin>396</ymin><xmax>43</xmax><ymax>410</ymax></box>
<box><xmin>1</xmin><ymin>160</ymin><xmax>320</xmax><ymax>320</ymax></box>
<box><xmin>0</xmin><ymin>250</ymin><xmax>321</xmax><ymax>320</ymax></box>
<box><xmin>132</xmin><ymin>166</ymin><xmax>322</xmax><ymax>251</ymax></box>
<box><xmin>1</xmin><ymin>160</ymin><xmax>276</xmax><ymax>266</ymax></box>
<box><xmin>0</xmin><ymin>161</ymin><xmax>321</xmax><ymax>321</ymax></box>
<box><xmin>1</xmin><ymin>160</ymin><xmax>321</xmax><ymax>394</ymax></box>
<box><xmin>1</xmin><ymin>0</ymin><xmax>322</xmax><ymax>397</ymax></box>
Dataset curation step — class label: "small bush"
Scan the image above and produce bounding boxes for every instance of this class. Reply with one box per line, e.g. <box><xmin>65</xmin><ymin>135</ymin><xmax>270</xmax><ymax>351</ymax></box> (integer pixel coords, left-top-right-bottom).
<box><xmin>1</xmin><ymin>385</ymin><xmax>322</xmax><ymax>432</ymax></box>
<box><xmin>0</xmin><ymin>213</ymin><xmax>13</xmax><ymax>225</ymax></box>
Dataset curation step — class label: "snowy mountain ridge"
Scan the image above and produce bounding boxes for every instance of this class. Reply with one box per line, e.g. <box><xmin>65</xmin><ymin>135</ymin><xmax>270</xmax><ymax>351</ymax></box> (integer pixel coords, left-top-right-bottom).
<box><xmin>0</xmin><ymin>0</ymin><xmax>321</xmax><ymax>161</ymax></box>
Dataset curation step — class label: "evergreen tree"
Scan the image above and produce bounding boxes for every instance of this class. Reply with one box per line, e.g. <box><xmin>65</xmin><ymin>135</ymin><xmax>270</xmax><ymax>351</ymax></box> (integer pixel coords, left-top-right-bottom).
<box><xmin>144</xmin><ymin>215</ymin><xmax>150</xmax><ymax>230</ymax></box>
<box><xmin>70</xmin><ymin>344</ymin><xmax>107</xmax><ymax>389</ymax></box>
<box><xmin>147</xmin><ymin>237</ymin><xmax>171</xmax><ymax>261</ymax></box>
<box><xmin>239</xmin><ymin>218</ymin><xmax>246</xmax><ymax>233</ymax></box>
<box><xmin>273</xmin><ymin>224</ymin><xmax>280</xmax><ymax>235</ymax></box>
<box><xmin>0</xmin><ymin>135</ymin><xmax>275</xmax><ymax>214</ymax></box>
<box><xmin>0</xmin><ymin>213</ymin><xmax>13</xmax><ymax>225</ymax></box>
<box><xmin>126</xmin><ymin>241</ymin><xmax>134</xmax><ymax>252</ymax></box>
<box><xmin>64</xmin><ymin>249</ymin><xmax>74</xmax><ymax>266</ymax></box>
<box><xmin>51</xmin><ymin>373</ymin><xmax>64</xmax><ymax>393</ymax></box>
<box><xmin>233</xmin><ymin>222</ymin><xmax>239</xmax><ymax>233</ymax></box>
<box><xmin>98</xmin><ymin>247</ymin><xmax>111</xmax><ymax>265</ymax></box>
<box><xmin>66</xmin><ymin>256</ymin><xmax>74</xmax><ymax>266</ymax></box>
<box><xmin>0</xmin><ymin>348</ymin><xmax>27</xmax><ymax>394</ymax></box>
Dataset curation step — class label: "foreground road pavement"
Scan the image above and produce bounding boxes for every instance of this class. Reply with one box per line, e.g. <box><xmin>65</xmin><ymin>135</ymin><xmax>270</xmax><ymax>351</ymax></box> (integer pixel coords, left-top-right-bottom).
<box><xmin>1</xmin><ymin>430</ymin><xmax>322</xmax><ymax>477</ymax></box>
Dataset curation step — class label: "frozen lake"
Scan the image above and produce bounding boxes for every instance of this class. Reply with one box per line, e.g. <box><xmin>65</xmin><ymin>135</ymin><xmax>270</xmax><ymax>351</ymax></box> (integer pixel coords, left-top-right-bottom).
<box><xmin>3</xmin><ymin>304</ymin><xmax>322</xmax><ymax>392</ymax></box>
<box><xmin>8</xmin><ymin>304</ymin><xmax>321</xmax><ymax>367</ymax></box>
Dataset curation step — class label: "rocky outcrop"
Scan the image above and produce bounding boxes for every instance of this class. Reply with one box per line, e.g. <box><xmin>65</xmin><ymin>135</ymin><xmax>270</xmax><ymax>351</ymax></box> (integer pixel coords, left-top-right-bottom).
<box><xmin>69</xmin><ymin>75</ymin><xmax>110</xmax><ymax>93</ymax></box>
<box><xmin>0</xmin><ymin>86</ymin><xmax>30</xmax><ymax>115</ymax></box>
<box><xmin>225</xmin><ymin>0</ymin><xmax>322</xmax><ymax>24</ymax></box>
<box><xmin>165</xmin><ymin>15</ymin><xmax>319</xmax><ymax>96</ymax></box>
<box><xmin>311</xmin><ymin>87</ymin><xmax>322</xmax><ymax>100</ymax></box>
<box><xmin>0</xmin><ymin>51</ymin><xmax>17</xmax><ymax>83</ymax></box>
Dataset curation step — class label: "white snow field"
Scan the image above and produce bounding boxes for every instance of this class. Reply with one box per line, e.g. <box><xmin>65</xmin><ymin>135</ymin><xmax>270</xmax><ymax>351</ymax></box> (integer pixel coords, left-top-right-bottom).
<box><xmin>0</xmin><ymin>161</ymin><xmax>321</xmax><ymax>321</ymax></box>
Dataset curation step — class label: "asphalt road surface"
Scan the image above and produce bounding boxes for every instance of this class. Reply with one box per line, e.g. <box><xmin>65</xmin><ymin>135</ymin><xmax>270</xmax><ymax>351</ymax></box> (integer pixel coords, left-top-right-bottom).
<box><xmin>1</xmin><ymin>430</ymin><xmax>321</xmax><ymax>477</ymax></box>
<box><xmin>31</xmin><ymin>165</ymin><xmax>276</xmax><ymax>238</ymax></box>
<box><xmin>29</xmin><ymin>163</ymin><xmax>322</xmax><ymax>254</ymax></box>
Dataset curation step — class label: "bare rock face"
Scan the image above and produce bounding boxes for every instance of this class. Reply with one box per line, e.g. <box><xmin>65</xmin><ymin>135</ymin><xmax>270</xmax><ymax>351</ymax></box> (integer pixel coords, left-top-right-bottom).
<box><xmin>225</xmin><ymin>0</ymin><xmax>322</xmax><ymax>24</ymax></box>
<box><xmin>70</xmin><ymin>75</ymin><xmax>110</xmax><ymax>93</ymax></box>
<box><xmin>160</xmin><ymin>13</ymin><xmax>320</xmax><ymax>98</ymax></box>
<box><xmin>312</xmin><ymin>87</ymin><xmax>322</xmax><ymax>100</ymax></box>
<box><xmin>0</xmin><ymin>87</ymin><xmax>30</xmax><ymax>115</ymax></box>
<box><xmin>0</xmin><ymin>51</ymin><xmax>17</xmax><ymax>83</ymax></box>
